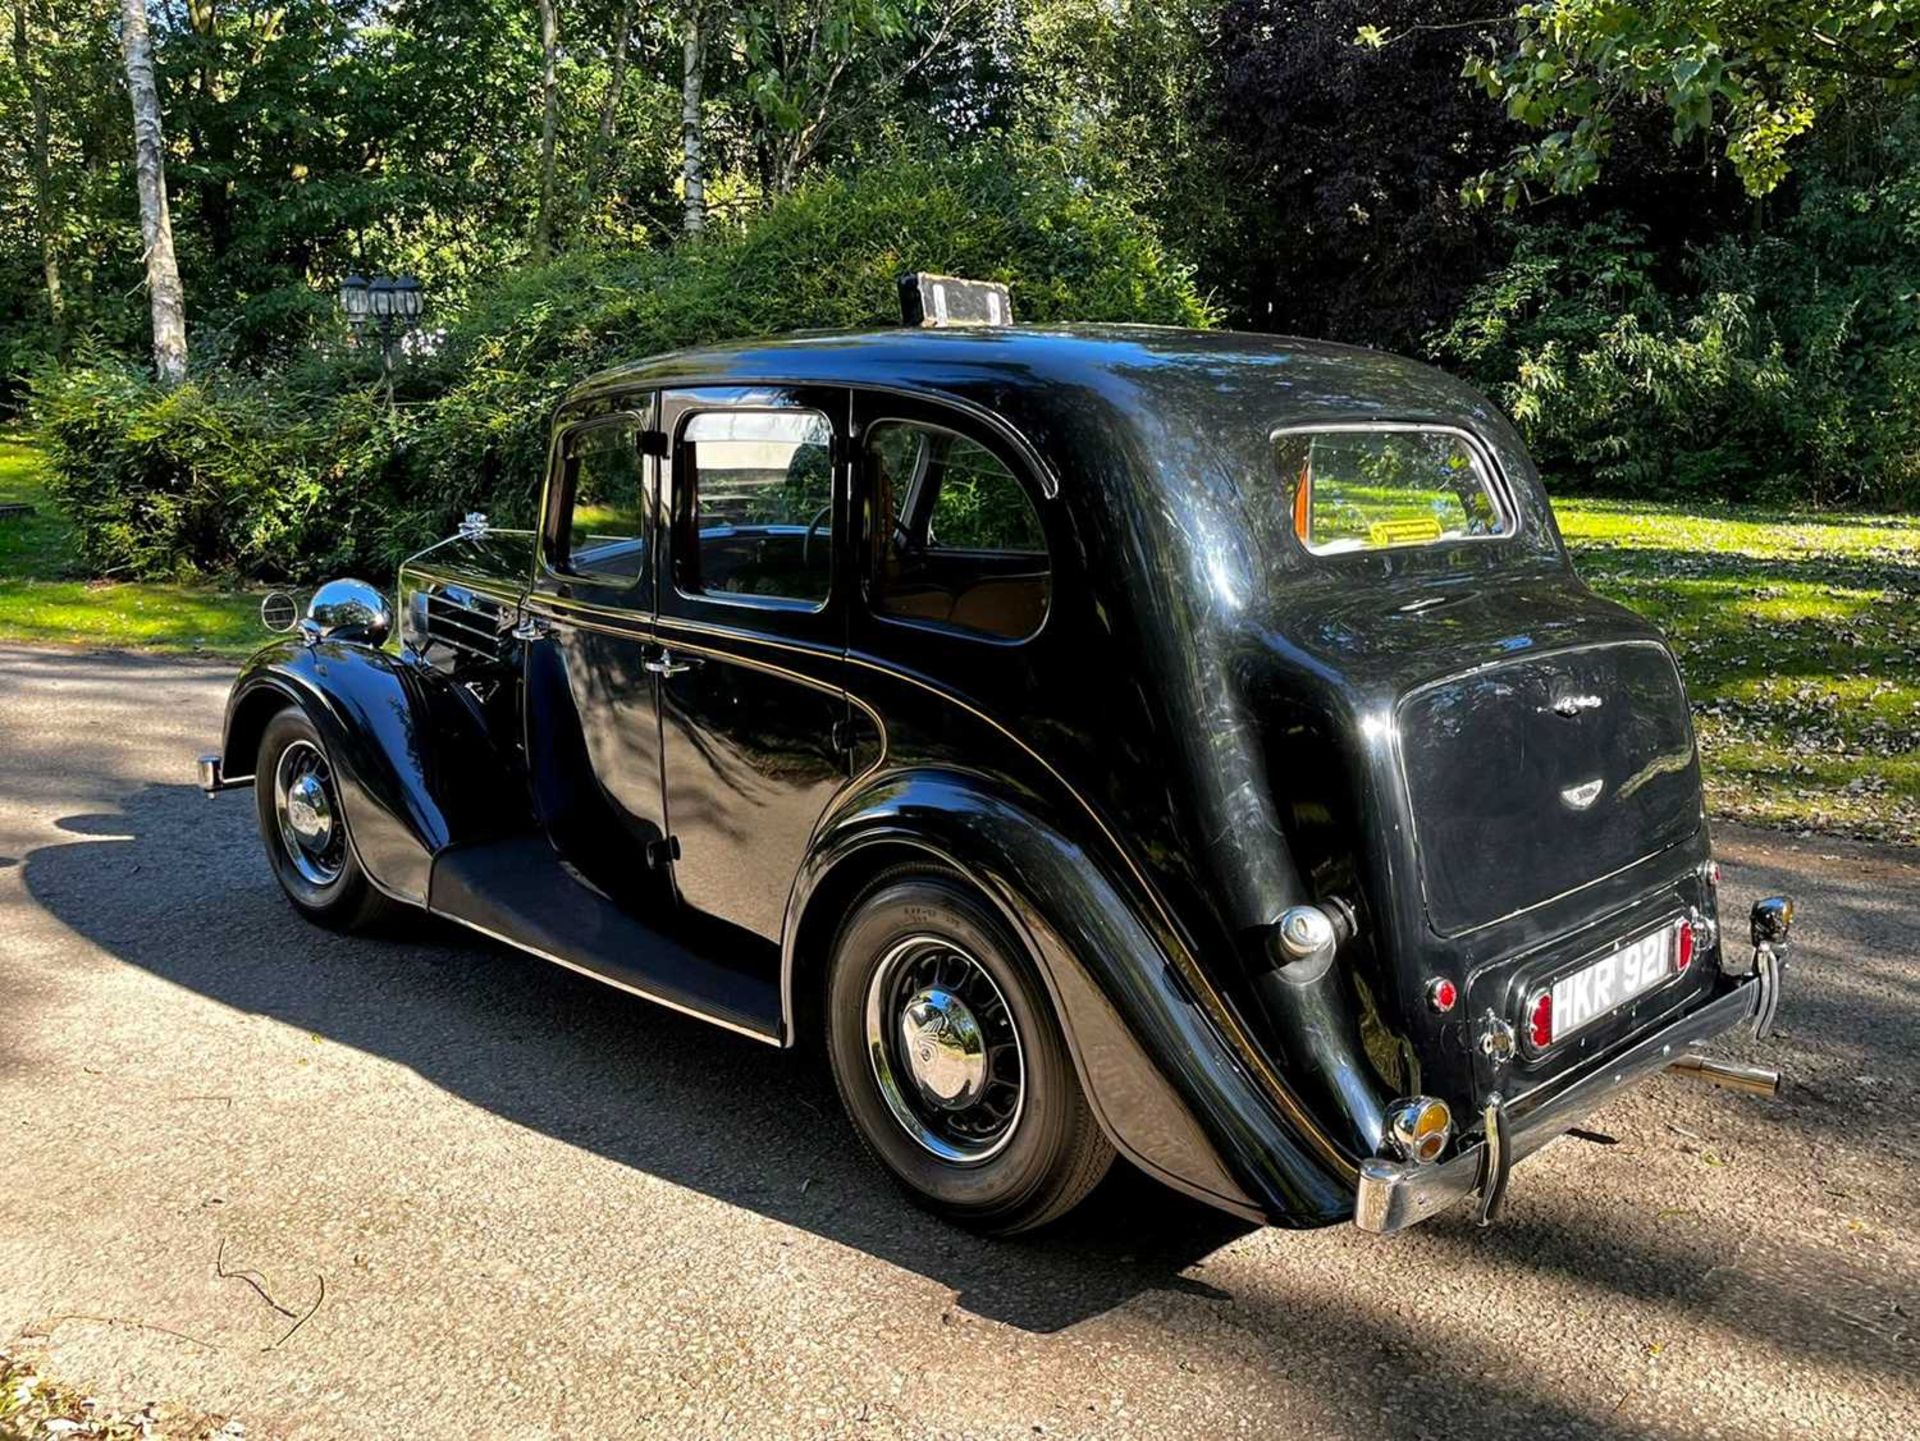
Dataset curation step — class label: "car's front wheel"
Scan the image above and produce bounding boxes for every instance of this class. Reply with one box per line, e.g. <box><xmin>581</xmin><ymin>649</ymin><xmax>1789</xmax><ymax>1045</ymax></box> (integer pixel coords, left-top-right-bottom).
<box><xmin>825</xmin><ymin>869</ymin><xmax>1114</xmax><ymax>1234</ymax></box>
<box><xmin>253</xmin><ymin>706</ymin><xmax>396</xmax><ymax>932</ymax></box>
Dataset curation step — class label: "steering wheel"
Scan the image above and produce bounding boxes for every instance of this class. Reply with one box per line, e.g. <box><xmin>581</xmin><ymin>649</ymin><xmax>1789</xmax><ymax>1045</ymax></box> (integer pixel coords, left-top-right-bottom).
<box><xmin>802</xmin><ymin>503</ymin><xmax>832</xmax><ymax>568</ymax></box>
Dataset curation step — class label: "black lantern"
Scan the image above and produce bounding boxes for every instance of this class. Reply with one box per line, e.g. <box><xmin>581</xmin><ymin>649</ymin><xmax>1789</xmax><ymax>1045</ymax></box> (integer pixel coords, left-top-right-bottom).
<box><xmin>367</xmin><ymin>275</ymin><xmax>396</xmax><ymax>320</ymax></box>
<box><xmin>393</xmin><ymin>276</ymin><xmax>423</xmax><ymax>323</ymax></box>
<box><xmin>339</xmin><ymin>274</ymin><xmax>370</xmax><ymax>333</ymax></box>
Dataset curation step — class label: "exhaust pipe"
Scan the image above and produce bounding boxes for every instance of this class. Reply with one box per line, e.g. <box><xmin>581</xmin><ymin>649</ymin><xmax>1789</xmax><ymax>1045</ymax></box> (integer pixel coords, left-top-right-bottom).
<box><xmin>1668</xmin><ymin>1052</ymin><xmax>1781</xmax><ymax>1098</ymax></box>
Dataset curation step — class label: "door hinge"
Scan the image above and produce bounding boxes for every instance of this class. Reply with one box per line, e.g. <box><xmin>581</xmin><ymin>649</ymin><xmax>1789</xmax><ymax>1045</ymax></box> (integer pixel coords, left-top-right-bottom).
<box><xmin>645</xmin><ymin>835</ymin><xmax>681</xmax><ymax>870</ymax></box>
<box><xmin>639</xmin><ymin>429</ymin><xmax>669</xmax><ymax>458</ymax></box>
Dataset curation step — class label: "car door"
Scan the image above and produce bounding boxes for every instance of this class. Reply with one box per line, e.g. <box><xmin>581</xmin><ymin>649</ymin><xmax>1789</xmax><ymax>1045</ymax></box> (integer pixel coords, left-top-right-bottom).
<box><xmin>520</xmin><ymin>398</ymin><xmax>674</xmax><ymax>916</ymax></box>
<box><xmin>654</xmin><ymin>385</ymin><xmax>852</xmax><ymax>945</ymax></box>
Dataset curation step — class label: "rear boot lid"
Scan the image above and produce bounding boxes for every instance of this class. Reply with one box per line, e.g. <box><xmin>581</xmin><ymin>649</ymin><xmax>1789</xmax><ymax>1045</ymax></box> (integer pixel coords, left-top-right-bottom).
<box><xmin>1396</xmin><ymin>639</ymin><xmax>1702</xmax><ymax>937</ymax></box>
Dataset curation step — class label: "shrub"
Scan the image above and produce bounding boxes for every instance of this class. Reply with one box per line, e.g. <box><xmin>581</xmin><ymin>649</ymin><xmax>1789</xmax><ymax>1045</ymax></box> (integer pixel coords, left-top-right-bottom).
<box><xmin>31</xmin><ymin>151</ymin><xmax>1217</xmax><ymax>582</ymax></box>
<box><xmin>33</xmin><ymin>357</ymin><xmax>412</xmax><ymax>580</ymax></box>
<box><xmin>1433</xmin><ymin>116</ymin><xmax>1920</xmax><ymax>509</ymax></box>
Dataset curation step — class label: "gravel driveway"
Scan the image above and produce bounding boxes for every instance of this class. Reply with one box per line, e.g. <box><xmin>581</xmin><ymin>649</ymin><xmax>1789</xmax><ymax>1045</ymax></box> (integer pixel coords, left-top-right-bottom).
<box><xmin>0</xmin><ymin>643</ymin><xmax>1914</xmax><ymax>1439</ymax></box>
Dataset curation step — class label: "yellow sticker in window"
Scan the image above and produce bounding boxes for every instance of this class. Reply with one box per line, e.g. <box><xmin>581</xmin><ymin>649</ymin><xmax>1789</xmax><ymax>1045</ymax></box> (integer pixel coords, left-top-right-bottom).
<box><xmin>1368</xmin><ymin>515</ymin><xmax>1446</xmax><ymax>546</ymax></box>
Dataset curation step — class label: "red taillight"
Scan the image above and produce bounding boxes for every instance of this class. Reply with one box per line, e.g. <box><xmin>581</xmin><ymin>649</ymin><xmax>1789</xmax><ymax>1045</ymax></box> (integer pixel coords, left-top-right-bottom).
<box><xmin>1676</xmin><ymin>919</ymin><xmax>1696</xmax><ymax>971</ymax></box>
<box><xmin>1427</xmin><ymin>977</ymin><xmax>1458</xmax><ymax>1013</ymax></box>
<box><xmin>1526</xmin><ymin>989</ymin><xmax>1552</xmax><ymax>1049</ymax></box>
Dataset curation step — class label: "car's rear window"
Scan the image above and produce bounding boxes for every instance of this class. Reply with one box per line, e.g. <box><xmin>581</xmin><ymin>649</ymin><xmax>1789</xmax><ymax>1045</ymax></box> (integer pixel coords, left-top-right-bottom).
<box><xmin>1276</xmin><ymin>427</ymin><xmax>1508</xmax><ymax>554</ymax></box>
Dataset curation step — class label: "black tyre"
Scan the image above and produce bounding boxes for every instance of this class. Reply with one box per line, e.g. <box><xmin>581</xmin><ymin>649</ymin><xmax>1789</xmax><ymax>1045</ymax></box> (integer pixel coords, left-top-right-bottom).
<box><xmin>253</xmin><ymin>706</ymin><xmax>397</xmax><ymax>932</ymax></box>
<box><xmin>825</xmin><ymin>869</ymin><xmax>1114</xmax><ymax>1234</ymax></box>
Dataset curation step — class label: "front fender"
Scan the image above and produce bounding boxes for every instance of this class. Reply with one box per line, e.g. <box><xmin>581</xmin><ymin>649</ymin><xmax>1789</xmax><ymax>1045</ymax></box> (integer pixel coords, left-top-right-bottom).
<box><xmin>784</xmin><ymin>768</ymin><xmax>1354</xmax><ymax>1226</ymax></box>
<box><xmin>221</xmin><ymin>639</ymin><xmax>523</xmax><ymax>904</ymax></box>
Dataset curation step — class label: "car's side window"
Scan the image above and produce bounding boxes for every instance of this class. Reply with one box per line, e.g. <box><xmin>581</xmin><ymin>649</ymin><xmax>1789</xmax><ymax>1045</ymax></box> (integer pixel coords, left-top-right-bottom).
<box><xmin>867</xmin><ymin>419</ymin><xmax>1050</xmax><ymax>641</ymax></box>
<box><xmin>678</xmin><ymin>409</ymin><xmax>834</xmax><ymax>607</ymax></box>
<box><xmin>552</xmin><ymin>418</ymin><xmax>649</xmax><ymax>584</ymax></box>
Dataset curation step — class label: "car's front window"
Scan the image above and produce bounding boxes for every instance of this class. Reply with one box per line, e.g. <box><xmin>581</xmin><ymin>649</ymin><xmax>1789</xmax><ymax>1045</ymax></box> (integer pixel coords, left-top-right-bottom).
<box><xmin>1276</xmin><ymin>427</ymin><xmax>1508</xmax><ymax>555</ymax></box>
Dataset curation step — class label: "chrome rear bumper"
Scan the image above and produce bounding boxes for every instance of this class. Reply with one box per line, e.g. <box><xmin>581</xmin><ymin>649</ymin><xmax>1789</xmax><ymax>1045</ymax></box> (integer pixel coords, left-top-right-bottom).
<box><xmin>1354</xmin><ymin>970</ymin><xmax>1774</xmax><ymax>1233</ymax></box>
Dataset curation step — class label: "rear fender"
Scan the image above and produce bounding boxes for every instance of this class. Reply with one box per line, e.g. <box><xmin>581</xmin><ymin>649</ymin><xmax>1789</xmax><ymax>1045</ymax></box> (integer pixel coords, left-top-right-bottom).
<box><xmin>783</xmin><ymin>768</ymin><xmax>1353</xmax><ymax>1226</ymax></box>
<box><xmin>221</xmin><ymin>639</ymin><xmax>525</xmax><ymax>904</ymax></box>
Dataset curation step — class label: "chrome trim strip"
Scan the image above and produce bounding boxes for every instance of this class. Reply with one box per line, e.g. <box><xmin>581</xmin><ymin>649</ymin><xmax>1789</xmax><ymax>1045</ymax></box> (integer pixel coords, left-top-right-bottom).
<box><xmin>1354</xmin><ymin>977</ymin><xmax>1766</xmax><ymax>1233</ymax></box>
<box><xmin>432</xmin><ymin>909</ymin><xmax>783</xmax><ymax>1047</ymax></box>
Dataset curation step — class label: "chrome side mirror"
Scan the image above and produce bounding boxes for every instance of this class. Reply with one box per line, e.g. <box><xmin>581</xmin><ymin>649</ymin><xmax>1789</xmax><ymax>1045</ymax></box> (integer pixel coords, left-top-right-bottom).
<box><xmin>304</xmin><ymin>578</ymin><xmax>392</xmax><ymax>647</ymax></box>
<box><xmin>1750</xmin><ymin>896</ymin><xmax>1793</xmax><ymax>950</ymax></box>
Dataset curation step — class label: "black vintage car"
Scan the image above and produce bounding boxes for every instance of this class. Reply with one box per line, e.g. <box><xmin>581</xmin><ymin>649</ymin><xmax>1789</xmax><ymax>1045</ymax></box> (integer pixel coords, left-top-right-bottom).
<box><xmin>200</xmin><ymin>291</ymin><xmax>1793</xmax><ymax>1235</ymax></box>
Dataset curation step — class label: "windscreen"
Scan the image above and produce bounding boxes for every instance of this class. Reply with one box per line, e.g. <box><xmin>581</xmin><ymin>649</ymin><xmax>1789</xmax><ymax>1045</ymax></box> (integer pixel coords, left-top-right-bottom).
<box><xmin>1276</xmin><ymin>427</ymin><xmax>1509</xmax><ymax>554</ymax></box>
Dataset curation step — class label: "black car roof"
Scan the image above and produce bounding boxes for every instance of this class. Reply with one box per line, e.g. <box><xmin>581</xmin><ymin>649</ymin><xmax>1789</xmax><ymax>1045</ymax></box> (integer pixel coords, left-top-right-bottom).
<box><xmin>562</xmin><ymin>324</ymin><xmax>1500</xmax><ymax>435</ymax></box>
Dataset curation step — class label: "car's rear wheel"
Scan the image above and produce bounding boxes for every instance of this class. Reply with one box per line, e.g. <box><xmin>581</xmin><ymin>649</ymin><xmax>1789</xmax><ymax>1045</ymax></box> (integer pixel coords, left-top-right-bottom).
<box><xmin>825</xmin><ymin>869</ymin><xmax>1114</xmax><ymax>1234</ymax></box>
<box><xmin>253</xmin><ymin>706</ymin><xmax>396</xmax><ymax>932</ymax></box>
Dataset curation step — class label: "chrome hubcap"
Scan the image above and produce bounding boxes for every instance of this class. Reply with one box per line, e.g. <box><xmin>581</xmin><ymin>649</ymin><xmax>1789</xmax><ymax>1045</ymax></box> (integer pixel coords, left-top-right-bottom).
<box><xmin>866</xmin><ymin>936</ymin><xmax>1025</xmax><ymax>1164</ymax></box>
<box><xmin>899</xmin><ymin>987</ymin><xmax>988</xmax><ymax>1110</ymax></box>
<box><xmin>273</xmin><ymin>739</ymin><xmax>345</xmax><ymax>887</ymax></box>
<box><xmin>285</xmin><ymin>773</ymin><xmax>333</xmax><ymax>850</ymax></box>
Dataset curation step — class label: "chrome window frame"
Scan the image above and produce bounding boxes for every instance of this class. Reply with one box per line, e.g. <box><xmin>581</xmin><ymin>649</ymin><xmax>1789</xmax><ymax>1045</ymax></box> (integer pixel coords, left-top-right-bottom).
<box><xmin>541</xmin><ymin>407</ymin><xmax>655</xmax><ymax>592</ymax></box>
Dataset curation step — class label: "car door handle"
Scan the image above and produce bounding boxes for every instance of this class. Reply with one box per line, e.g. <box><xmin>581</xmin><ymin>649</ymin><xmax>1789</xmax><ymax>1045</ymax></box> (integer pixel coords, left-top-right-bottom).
<box><xmin>644</xmin><ymin>648</ymin><xmax>700</xmax><ymax>677</ymax></box>
<box><xmin>512</xmin><ymin>614</ymin><xmax>550</xmax><ymax>642</ymax></box>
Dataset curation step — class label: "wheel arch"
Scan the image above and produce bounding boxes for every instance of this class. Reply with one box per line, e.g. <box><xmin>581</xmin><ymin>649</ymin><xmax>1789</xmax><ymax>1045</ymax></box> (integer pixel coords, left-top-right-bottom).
<box><xmin>780</xmin><ymin>769</ymin><xmax>1352</xmax><ymax>1226</ymax></box>
<box><xmin>220</xmin><ymin>639</ymin><xmax>524</xmax><ymax>905</ymax></box>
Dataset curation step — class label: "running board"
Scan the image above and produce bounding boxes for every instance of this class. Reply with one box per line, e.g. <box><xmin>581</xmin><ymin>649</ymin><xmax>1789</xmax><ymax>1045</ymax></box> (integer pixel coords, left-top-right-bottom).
<box><xmin>430</xmin><ymin>835</ymin><xmax>782</xmax><ymax>1044</ymax></box>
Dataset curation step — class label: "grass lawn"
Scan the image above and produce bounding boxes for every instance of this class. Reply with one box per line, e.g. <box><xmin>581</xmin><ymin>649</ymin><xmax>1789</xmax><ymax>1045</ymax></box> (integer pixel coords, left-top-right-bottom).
<box><xmin>0</xmin><ymin>430</ymin><xmax>262</xmax><ymax>658</ymax></box>
<box><xmin>1558</xmin><ymin>497</ymin><xmax>1919</xmax><ymax>847</ymax></box>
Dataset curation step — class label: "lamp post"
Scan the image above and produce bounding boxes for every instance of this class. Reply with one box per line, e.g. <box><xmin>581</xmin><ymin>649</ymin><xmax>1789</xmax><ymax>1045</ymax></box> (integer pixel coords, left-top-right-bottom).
<box><xmin>337</xmin><ymin>271</ymin><xmax>425</xmax><ymax>402</ymax></box>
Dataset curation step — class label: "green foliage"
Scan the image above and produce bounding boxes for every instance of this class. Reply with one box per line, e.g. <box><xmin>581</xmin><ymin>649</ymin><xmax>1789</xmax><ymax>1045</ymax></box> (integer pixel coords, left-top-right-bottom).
<box><xmin>32</xmin><ymin>356</ymin><xmax>411</xmax><ymax>580</ymax></box>
<box><xmin>1559</xmin><ymin>496</ymin><xmax>1920</xmax><ymax>844</ymax></box>
<box><xmin>30</xmin><ymin>152</ymin><xmax>1214</xmax><ymax>581</ymax></box>
<box><xmin>1462</xmin><ymin>2</ymin><xmax>1920</xmax><ymax>204</ymax></box>
<box><xmin>1433</xmin><ymin>117</ymin><xmax>1920</xmax><ymax>511</ymax></box>
<box><xmin>393</xmin><ymin>150</ymin><xmax>1216</xmax><ymax>556</ymax></box>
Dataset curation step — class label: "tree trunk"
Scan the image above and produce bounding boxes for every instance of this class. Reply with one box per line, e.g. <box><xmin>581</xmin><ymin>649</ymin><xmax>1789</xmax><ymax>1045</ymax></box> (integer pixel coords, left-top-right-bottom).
<box><xmin>533</xmin><ymin>0</ymin><xmax>560</xmax><ymax>260</ymax></box>
<box><xmin>12</xmin><ymin>0</ymin><xmax>64</xmax><ymax>341</ymax></box>
<box><xmin>117</xmin><ymin>0</ymin><xmax>187</xmax><ymax>385</ymax></box>
<box><xmin>583</xmin><ymin>0</ymin><xmax>632</xmax><ymax>206</ymax></box>
<box><xmin>680</xmin><ymin>4</ymin><xmax>705</xmax><ymax>235</ymax></box>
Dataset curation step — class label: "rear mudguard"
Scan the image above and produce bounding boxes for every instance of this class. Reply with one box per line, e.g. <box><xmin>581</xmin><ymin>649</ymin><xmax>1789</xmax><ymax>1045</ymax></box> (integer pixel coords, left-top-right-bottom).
<box><xmin>220</xmin><ymin>639</ymin><xmax>526</xmax><ymax>904</ymax></box>
<box><xmin>784</xmin><ymin>769</ymin><xmax>1355</xmax><ymax>1226</ymax></box>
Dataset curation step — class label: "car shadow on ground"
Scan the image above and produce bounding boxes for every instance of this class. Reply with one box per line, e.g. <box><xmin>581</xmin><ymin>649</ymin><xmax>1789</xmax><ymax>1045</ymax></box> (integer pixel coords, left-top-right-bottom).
<box><xmin>18</xmin><ymin>781</ymin><xmax>1918</xmax><ymax>1435</ymax></box>
<box><xmin>20</xmin><ymin>781</ymin><xmax>1254</xmax><ymax>1336</ymax></box>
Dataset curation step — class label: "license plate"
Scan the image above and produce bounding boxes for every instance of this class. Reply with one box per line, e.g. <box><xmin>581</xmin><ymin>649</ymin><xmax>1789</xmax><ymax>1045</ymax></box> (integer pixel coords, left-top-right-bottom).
<box><xmin>1543</xmin><ymin>921</ymin><xmax>1684</xmax><ymax>1045</ymax></box>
